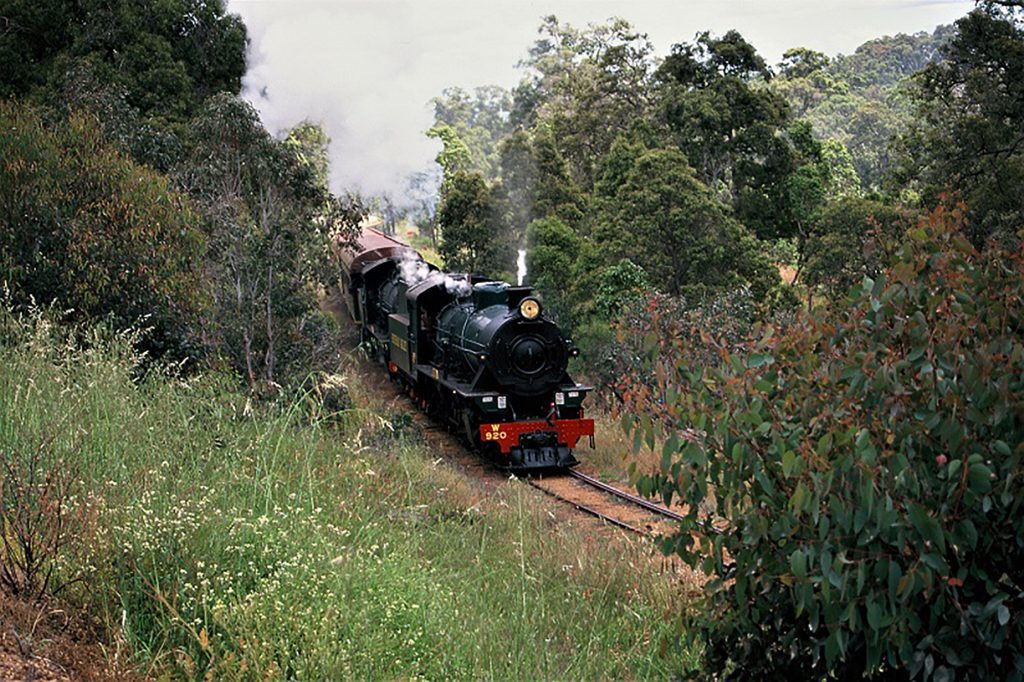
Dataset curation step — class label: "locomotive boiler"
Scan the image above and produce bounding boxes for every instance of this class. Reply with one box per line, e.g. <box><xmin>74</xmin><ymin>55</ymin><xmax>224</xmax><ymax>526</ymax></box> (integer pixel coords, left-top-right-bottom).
<box><xmin>336</xmin><ymin>227</ymin><xmax>594</xmax><ymax>470</ymax></box>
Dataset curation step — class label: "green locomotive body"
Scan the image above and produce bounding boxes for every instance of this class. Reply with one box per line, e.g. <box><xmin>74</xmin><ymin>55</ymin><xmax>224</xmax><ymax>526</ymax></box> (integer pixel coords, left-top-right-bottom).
<box><xmin>336</xmin><ymin>228</ymin><xmax>594</xmax><ymax>470</ymax></box>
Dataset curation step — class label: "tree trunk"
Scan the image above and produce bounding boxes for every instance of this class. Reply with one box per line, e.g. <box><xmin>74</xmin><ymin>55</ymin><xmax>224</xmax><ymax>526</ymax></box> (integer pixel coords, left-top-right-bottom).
<box><xmin>265</xmin><ymin>259</ymin><xmax>275</xmax><ymax>382</ymax></box>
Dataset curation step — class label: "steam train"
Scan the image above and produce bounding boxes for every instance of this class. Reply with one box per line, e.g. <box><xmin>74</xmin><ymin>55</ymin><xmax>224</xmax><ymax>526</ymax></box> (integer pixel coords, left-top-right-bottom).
<box><xmin>335</xmin><ymin>227</ymin><xmax>594</xmax><ymax>470</ymax></box>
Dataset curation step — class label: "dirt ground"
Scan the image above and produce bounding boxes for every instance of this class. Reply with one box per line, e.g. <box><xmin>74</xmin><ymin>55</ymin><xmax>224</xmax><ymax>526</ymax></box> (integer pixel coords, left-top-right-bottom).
<box><xmin>0</xmin><ymin>591</ymin><xmax>134</xmax><ymax>681</ymax></box>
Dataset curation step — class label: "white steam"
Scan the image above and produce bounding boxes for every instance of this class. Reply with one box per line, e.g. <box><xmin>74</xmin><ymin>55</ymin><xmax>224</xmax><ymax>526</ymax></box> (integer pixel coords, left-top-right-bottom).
<box><xmin>517</xmin><ymin>248</ymin><xmax>527</xmax><ymax>286</ymax></box>
<box><xmin>398</xmin><ymin>252</ymin><xmax>432</xmax><ymax>286</ymax></box>
<box><xmin>234</xmin><ymin>3</ymin><xmax>445</xmax><ymax>198</ymax></box>
<box><xmin>228</xmin><ymin>2</ymin><xmax>539</xmax><ymax>200</ymax></box>
<box><xmin>439</xmin><ymin>274</ymin><xmax>473</xmax><ymax>298</ymax></box>
<box><xmin>396</xmin><ymin>251</ymin><xmax>473</xmax><ymax>298</ymax></box>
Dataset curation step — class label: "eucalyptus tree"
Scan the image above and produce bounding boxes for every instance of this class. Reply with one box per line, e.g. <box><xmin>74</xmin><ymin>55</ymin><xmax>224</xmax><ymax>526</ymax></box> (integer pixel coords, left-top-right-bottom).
<box><xmin>512</xmin><ymin>15</ymin><xmax>657</xmax><ymax>189</ymax></box>
<box><xmin>895</xmin><ymin>5</ymin><xmax>1024</xmax><ymax>244</ymax></box>
<box><xmin>772</xmin><ymin>27</ymin><xmax>953</xmax><ymax>191</ymax></box>
<box><xmin>0</xmin><ymin>102</ymin><xmax>207</xmax><ymax>361</ymax></box>
<box><xmin>179</xmin><ymin>95</ymin><xmax>359</xmax><ymax>389</ymax></box>
<box><xmin>436</xmin><ymin>170</ymin><xmax>515</xmax><ymax>278</ymax></box>
<box><xmin>0</xmin><ymin>0</ymin><xmax>245</xmax><ymax>124</ymax></box>
<box><xmin>431</xmin><ymin>86</ymin><xmax>512</xmax><ymax>180</ymax></box>
<box><xmin>591</xmin><ymin>147</ymin><xmax>777</xmax><ymax>301</ymax></box>
<box><xmin>655</xmin><ymin>30</ymin><xmax>798</xmax><ymax>239</ymax></box>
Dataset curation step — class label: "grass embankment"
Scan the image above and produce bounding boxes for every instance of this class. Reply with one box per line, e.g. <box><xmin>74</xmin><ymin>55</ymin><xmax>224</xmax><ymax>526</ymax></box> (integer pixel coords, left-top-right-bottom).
<box><xmin>0</xmin><ymin>310</ymin><xmax>697</xmax><ymax>679</ymax></box>
<box><xmin>580</xmin><ymin>412</ymin><xmax>681</xmax><ymax>495</ymax></box>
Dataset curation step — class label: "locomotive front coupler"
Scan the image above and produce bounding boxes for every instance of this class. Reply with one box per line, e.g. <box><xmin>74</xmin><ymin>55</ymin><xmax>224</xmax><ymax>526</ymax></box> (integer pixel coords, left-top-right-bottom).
<box><xmin>505</xmin><ymin>432</ymin><xmax>577</xmax><ymax>470</ymax></box>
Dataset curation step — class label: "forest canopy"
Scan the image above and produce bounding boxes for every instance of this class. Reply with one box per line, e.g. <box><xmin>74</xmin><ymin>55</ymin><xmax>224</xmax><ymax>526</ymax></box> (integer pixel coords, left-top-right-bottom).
<box><xmin>0</xmin><ymin>0</ymin><xmax>364</xmax><ymax>387</ymax></box>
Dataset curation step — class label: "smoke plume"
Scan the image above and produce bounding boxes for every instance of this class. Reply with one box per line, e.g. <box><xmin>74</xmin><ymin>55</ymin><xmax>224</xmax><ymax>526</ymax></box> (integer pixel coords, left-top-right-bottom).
<box><xmin>397</xmin><ymin>251</ymin><xmax>473</xmax><ymax>298</ymax></box>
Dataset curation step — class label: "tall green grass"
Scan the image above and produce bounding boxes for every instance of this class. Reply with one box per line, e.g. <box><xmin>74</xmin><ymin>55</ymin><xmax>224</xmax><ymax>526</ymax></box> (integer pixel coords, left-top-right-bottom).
<box><xmin>0</xmin><ymin>306</ymin><xmax>697</xmax><ymax>679</ymax></box>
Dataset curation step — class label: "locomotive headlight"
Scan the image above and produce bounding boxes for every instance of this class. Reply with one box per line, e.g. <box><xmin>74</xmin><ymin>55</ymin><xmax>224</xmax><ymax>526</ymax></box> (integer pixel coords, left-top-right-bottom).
<box><xmin>519</xmin><ymin>297</ymin><xmax>541</xmax><ymax>320</ymax></box>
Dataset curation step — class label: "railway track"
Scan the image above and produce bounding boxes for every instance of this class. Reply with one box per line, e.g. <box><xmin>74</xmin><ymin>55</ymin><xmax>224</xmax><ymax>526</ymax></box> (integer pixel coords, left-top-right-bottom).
<box><xmin>351</xmin><ymin>349</ymin><xmax>693</xmax><ymax>538</ymax></box>
<box><xmin>567</xmin><ymin>469</ymin><xmax>686</xmax><ymax>522</ymax></box>
<box><xmin>525</xmin><ymin>478</ymin><xmax>646</xmax><ymax>534</ymax></box>
<box><xmin>526</xmin><ymin>469</ymin><xmax>685</xmax><ymax>537</ymax></box>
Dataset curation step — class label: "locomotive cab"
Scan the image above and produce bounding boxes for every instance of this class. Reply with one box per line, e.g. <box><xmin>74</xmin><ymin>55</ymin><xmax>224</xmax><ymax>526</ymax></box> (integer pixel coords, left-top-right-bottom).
<box><xmin>405</xmin><ymin>276</ymin><xmax>460</xmax><ymax>368</ymax></box>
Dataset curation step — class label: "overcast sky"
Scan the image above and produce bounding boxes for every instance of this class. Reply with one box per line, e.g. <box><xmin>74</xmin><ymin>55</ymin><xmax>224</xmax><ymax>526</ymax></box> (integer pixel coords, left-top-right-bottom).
<box><xmin>227</xmin><ymin>0</ymin><xmax>974</xmax><ymax>198</ymax></box>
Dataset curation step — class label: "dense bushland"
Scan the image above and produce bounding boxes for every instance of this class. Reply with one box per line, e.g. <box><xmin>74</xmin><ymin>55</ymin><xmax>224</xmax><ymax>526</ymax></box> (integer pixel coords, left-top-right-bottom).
<box><xmin>621</xmin><ymin>205</ymin><xmax>1024</xmax><ymax>678</ymax></box>
<box><xmin>0</xmin><ymin>101</ymin><xmax>208</xmax><ymax>361</ymax></box>
<box><xmin>3</xmin><ymin>0</ymin><xmax>1023</xmax><ymax>677</ymax></box>
<box><xmin>0</xmin><ymin>0</ymin><xmax>364</xmax><ymax>388</ymax></box>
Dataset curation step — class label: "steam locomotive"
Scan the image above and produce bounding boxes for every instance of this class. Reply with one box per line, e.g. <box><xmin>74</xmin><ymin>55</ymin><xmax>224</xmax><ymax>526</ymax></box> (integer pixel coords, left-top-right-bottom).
<box><xmin>336</xmin><ymin>227</ymin><xmax>594</xmax><ymax>470</ymax></box>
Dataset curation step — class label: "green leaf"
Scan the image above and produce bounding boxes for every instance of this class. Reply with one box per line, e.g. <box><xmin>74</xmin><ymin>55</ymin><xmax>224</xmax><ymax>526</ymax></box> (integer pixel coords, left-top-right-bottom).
<box><xmin>824</xmin><ymin>630</ymin><xmax>840</xmax><ymax>666</ymax></box>
<box><xmin>968</xmin><ymin>462</ymin><xmax>993</xmax><ymax>494</ymax></box>
<box><xmin>790</xmin><ymin>483</ymin><xmax>808</xmax><ymax>514</ymax></box>
<box><xmin>816</xmin><ymin>433</ymin><xmax>833</xmax><ymax>457</ymax></box>
<box><xmin>790</xmin><ymin>548</ymin><xmax>807</xmax><ymax>578</ymax></box>
<box><xmin>887</xmin><ymin>561</ymin><xmax>902</xmax><ymax>606</ymax></box>
<box><xmin>957</xmin><ymin>519</ymin><xmax>979</xmax><ymax>550</ymax></box>
<box><xmin>782</xmin><ymin>450</ymin><xmax>797</xmax><ymax>476</ymax></box>
<box><xmin>908</xmin><ymin>503</ymin><xmax>946</xmax><ymax>552</ymax></box>
<box><xmin>747</xmin><ymin>353</ymin><xmax>774</xmax><ymax>369</ymax></box>
<box><xmin>867</xmin><ymin>599</ymin><xmax>882</xmax><ymax>632</ymax></box>
<box><xmin>921</xmin><ymin>553</ymin><xmax>949</xmax><ymax>574</ymax></box>
<box><xmin>820</xmin><ymin>547</ymin><xmax>833</xmax><ymax>576</ymax></box>
<box><xmin>662</xmin><ymin>432</ymin><xmax>679</xmax><ymax>463</ymax></box>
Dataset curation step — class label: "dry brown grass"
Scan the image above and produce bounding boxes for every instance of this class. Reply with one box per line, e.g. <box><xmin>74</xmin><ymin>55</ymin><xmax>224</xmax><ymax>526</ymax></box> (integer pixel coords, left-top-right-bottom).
<box><xmin>581</xmin><ymin>410</ymin><xmax>664</xmax><ymax>485</ymax></box>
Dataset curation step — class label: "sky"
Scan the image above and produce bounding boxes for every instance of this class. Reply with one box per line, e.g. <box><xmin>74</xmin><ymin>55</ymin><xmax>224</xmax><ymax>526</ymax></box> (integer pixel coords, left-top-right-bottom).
<box><xmin>227</xmin><ymin>0</ymin><xmax>975</xmax><ymax>199</ymax></box>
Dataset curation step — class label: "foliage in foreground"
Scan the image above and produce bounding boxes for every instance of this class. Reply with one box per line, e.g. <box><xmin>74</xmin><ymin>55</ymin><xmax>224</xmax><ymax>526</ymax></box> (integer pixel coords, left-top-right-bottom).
<box><xmin>624</xmin><ymin>205</ymin><xmax>1024</xmax><ymax>679</ymax></box>
<box><xmin>0</xmin><ymin>307</ymin><xmax>692</xmax><ymax>679</ymax></box>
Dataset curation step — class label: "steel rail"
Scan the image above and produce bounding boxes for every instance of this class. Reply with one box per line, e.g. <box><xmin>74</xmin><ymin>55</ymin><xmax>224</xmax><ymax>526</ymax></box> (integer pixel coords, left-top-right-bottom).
<box><xmin>567</xmin><ymin>469</ymin><xmax>725</xmax><ymax>537</ymax></box>
<box><xmin>524</xmin><ymin>479</ymin><xmax>647</xmax><ymax>535</ymax></box>
<box><xmin>567</xmin><ymin>469</ymin><xmax>687</xmax><ymax>522</ymax></box>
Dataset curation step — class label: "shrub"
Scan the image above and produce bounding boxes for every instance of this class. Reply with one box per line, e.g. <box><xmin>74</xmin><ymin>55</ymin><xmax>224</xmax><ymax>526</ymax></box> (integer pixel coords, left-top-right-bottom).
<box><xmin>596</xmin><ymin>287</ymin><xmax>759</xmax><ymax>412</ymax></box>
<box><xmin>0</xmin><ymin>444</ymin><xmax>84</xmax><ymax>600</ymax></box>
<box><xmin>0</xmin><ymin>101</ymin><xmax>208</xmax><ymax>362</ymax></box>
<box><xmin>624</xmin><ymin>204</ymin><xmax>1024</xmax><ymax>678</ymax></box>
<box><xmin>802</xmin><ymin>196</ymin><xmax>917</xmax><ymax>297</ymax></box>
